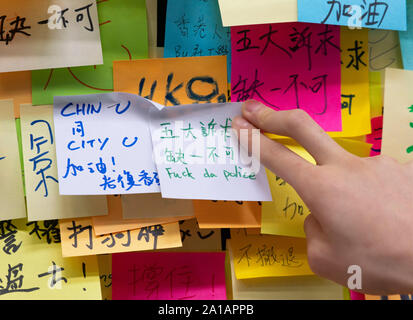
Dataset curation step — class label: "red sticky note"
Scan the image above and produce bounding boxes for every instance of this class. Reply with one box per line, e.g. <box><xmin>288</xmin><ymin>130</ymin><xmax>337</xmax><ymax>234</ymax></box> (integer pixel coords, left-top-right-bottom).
<box><xmin>231</xmin><ymin>22</ymin><xmax>342</xmax><ymax>132</ymax></box>
<box><xmin>112</xmin><ymin>252</ymin><xmax>227</xmax><ymax>300</ymax></box>
<box><xmin>366</xmin><ymin>116</ymin><xmax>383</xmax><ymax>157</ymax></box>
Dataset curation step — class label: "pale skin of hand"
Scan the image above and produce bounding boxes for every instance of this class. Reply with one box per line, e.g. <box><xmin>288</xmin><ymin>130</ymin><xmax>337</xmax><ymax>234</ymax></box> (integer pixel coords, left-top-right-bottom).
<box><xmin>232</xmin><ymin>100</ymin><xmax>413</xmax><ymax>295</ymax></box>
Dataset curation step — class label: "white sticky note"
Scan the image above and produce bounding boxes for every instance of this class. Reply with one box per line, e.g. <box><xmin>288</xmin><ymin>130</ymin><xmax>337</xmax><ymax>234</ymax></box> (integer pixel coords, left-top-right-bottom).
<box><xmin>149</xmin><ymin>102</ymin><xmax>272</xmax><ymax>201</ymax></box>
<box><xmin>53</xmin><ymin>93</ymin><xmax>160</xmax><ymax>195</ymax></box>
<box><xmin>0</xmin><ymin>0</ymin><xmax>103</xmax><ymax>73</ymax></box>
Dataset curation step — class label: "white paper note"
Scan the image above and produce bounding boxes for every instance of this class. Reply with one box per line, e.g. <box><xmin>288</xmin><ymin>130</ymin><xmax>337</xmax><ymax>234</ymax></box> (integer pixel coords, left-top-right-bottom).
<box><xmin>0</xmin><ymin>0</ymin><xmax>103</xmax><ymax>73</ymax></box>
<box><xmin>53</xmin><ymin>93</ymin><xmax>160</xmax><ymax>195</ymax></box>
<box><xmin>149</xmin><ymin>102</ymin><xmax>272</xmax><ymax>201</ymax></box>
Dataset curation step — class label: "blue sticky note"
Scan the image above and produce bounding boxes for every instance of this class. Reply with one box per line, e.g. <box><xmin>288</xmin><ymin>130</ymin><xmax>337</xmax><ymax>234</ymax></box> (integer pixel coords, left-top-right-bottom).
<box><xmin>400</xmin><ymin>0</ymin><xmax>413</xmax><ymax>69</ymax></box>
<box><xmin>298</xmin><ymin>0</ymin><xmax>407</xmax><ymax>31</ymax></box>
<box><xmin>164</xmin><ymin>0</ymin><xmax>231</xmax><ymax>81</ymax></box>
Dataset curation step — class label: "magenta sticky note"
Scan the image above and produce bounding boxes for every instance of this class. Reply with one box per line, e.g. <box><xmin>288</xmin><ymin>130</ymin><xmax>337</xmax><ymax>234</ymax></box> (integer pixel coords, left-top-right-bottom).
<box><xmin>231</xmin><ymin>22</ymin><xmax>342</xmax><ymax>132</ymax></box>
<box><xmin>366</xmin><ymin>116</ymin><xmax>383</xmax><ymax>157</ymax></box>
<box><xmin>112</xmin><ymin>252</ymin><xmax>227</xmax><ymax>300</ymax></box>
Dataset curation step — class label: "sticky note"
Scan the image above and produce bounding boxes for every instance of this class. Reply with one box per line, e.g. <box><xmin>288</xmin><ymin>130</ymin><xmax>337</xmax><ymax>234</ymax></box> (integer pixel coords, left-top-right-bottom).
<box><xmin>399</xmin><ymin>0</ymin><xmax>413</xmax><ymax>70</ymax></box>
<box><xmin>369</xmin><ymin>30</ymin><xmax>403</xmax><ymax>72</ymax></box>
<box><xmin>369</xmin><ymin>71</ymin><xmax>383</xmax><ymax>117</ymax></box>
<box><xmin>20</xmin><ymin>104</ymin><xmax>107</xmax><ymax>221</ymax></box>
<box><xmin>112</xmin><ymin>252</ymin><xmax>226</xmax><ymax>300</ymax></box>
<box><xmin>149</xmin><ymin>102</ymin><xmax>272</xmax><ymax>201</ymax></box>
<box><xmin>217</xmin><ymin>0</ymin><xmax>298</xmax><ymax>26</ymax></box>
<box><xmin>262</xmin><ymin>139</ymin><xmax>371</xmax><ymax>238</ymax></box>
<box><xmin>0</xmin><ymin>219</ymin><xmax>101</xmax><ymax>300</ymax></box>
<box><xmin>229</xmin><ymin>229</ymin><xmax>313</xmax><ymax>279</ymax></box>
<box><xmin>366</xmin><ymin>294</ymin><xmax>413</xmax><ymax>300</ymax></box>
<box><xmin>92</xmin><ymin>195</ymin><xmax>191</xmax><ymax>236</ymax></box>
<box><xmin>172</xmin><ymin>218</ymin><xmax>222</xmax><ymax>252</ymax></box>
<box><xmin>298</xmin><ymin>0</ymin><xmax>407</xmax><ymax>31</ymax></box>
<box><xmin>381</xmin><ymin>68</ymin><xmax>413</xmax><ymax>163</ymax></box>
<box><xmin>0</xmin><ymin>100</ymin><xmax>26</xmax><ymax>221</ymax></box>
<box><xmin>366</xmin><ymin>116</ymin><xmax>383</xmax><ymax>156</ymax></box>
<box><xmin>113</xmin><ymin>56</ymin><xmax>228</xmax><ymax>105</ymax></box>
<box><xmin>193</xmin><ymin>200</ymin><xmax>261</xmax><ymax>229</ymax></box>
<box><xmin>53</xmin><ymin>93</ymin><xmax>160</xmax><ymax>195</ymax></box>
<box><xmin>227</xmin><ymin>240</ymin><xmax>344</xmax><ymax>300</ymax></box>
<box><xmin>122</xmin><ymin>193</ymin><xmax>194</xmax><ymax>219</ymax></box>
<box><xmin>59</xmin><ymin>217</ymin><xmax>182</xmax><ymax>257</ymax></box>
<box><xmin>0</xmin><ymin>71</ymin><xmax>31</xmax><ymax>118</ymax></box>
<box><xmin>0</xmin><ymin>0</ymin><xmax>103</xmax><ymax>73</ymax></box>
<box><xmin>231</xmin><ymin>22</ymin><xmax>342</xmax><ymax>132</ymax></box>
<box><xmin>31</xmin><ymin>0</ymin><xmax>148</xmax><ymax>105</ymax></box>
<box><xmin>164</xmin><ymin>0</ymin><xmax>231</xmax><ymax>79</ymax></box>
<box><xmin>262</xmin><ymin>164</ymin><xmax>312</xmax><ymax>238</ymax></box>
<box><xmin>331</xmin><ymin>28</ymin><xmax>371</xmax><ymax>137</ymax></box>
<box><xmin>98</xmin><ymin>254</ymin><xmax>112</xmax><ymax>300</ymax></box>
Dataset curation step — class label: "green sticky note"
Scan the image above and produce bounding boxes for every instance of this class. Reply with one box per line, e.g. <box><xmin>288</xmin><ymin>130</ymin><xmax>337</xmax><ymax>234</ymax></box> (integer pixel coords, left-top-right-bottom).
<box><xmin>15</xmin><ymin>118</ymin><xmax>25</xmax><ymax>196</ymax></box>
<box><xmin>31</xmin><ymin>0</ymin><xmax>148</xmax><ymax>105</ymax></box>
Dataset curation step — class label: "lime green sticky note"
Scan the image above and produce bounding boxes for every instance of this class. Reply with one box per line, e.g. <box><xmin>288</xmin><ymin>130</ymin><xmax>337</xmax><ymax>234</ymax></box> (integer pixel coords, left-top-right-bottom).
<box><xmin>31</xmin><ymin>0</ymin><xmax>148</xmax><ymax>105</ymax></box>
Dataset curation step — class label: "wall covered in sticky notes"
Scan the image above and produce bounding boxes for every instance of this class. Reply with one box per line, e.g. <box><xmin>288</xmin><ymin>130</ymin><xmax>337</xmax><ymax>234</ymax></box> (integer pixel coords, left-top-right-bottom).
<box><xmin>0</xmin><ymin>0</ymin><xmax>411</xmax><ymax>303</ymax></box>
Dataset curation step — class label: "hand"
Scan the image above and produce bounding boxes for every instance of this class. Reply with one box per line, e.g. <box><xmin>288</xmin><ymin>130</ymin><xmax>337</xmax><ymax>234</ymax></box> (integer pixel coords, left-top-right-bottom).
<box><xmin>232</xmin><ymin>100</ymin><xmax>413</xmax><ymax>295</ymax></box>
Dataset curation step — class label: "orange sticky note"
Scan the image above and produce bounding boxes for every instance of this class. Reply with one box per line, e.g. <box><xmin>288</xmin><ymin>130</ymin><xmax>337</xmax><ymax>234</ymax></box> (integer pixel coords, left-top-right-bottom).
<box><xmin>193</xmin><ymin>200</ymin><xmax>261</xmax><ymax>229</ymax></box>
<box><xmin>0</xmin><ymin>71</ymin><xmax>32</xmax><ymax>118</ymax></box>
<box><xmin>59</xmin><ymin>217</ymin><xmax>182</xmax><ymax>257</ymax></box>
<box><xmin>92</xmin><ymin>195</ymin><xmax>193</xmax><ymax>236</ymax></box>
<box><xmin>113</xmin><ymin>56</ymin><xmax>228</xmax><ymax>105</ymax></box>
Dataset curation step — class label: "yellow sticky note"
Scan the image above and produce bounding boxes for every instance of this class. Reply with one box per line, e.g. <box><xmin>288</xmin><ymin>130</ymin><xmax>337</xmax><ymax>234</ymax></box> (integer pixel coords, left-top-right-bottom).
<box><xmin>0</xmin><ymin>219</ymin><xmax>101</xmax><ymax>300</ymax></box>
<box><xmin>217</xmin><ymin>0</ymin><xmax>297</xmax><ymax>26</ymax></box>
<box><xmin>331</xmin><ymin>28</ymin><xmax>371</xmax><ymax>137</ymax></box>
<box><xmin>370</xmin><ymin>71</ymin><xmax>383</xmax><ymax>117</ymax></box>
<box><xmin>113</xmin><ymin>56</ymin><xmax>228</xmax><ymax>105</ymax></box>
<box><xmin>227</xmin><ymin>240</ymin><xmax>343</xmax><ymax>300</ymax></box>
<box><xmin>98</xmin><ymin>254</ymin><xmax>112</xmax><ymax>300</ymax></box>
<box><xmin>262</xmin><ymin>139</ymin><xmax>371</xmax><ymax>238</ymax></box>
<box><xmin>0</xmin><ymin>100</ymin><xmax>26</xmax><ymax>220</ymax></box>
<box><xmin>60</xmin><ymin>217</ymin><xmax>182</xmax><ymax>257</ymax></box>
<box><xmin>19</xmin><ymin>104</ymin><xmax>108</xmax><ymax>221</ymax></box>
<box><xmin>381</xmin><ymin>68</ymin><xmax>413</xmax><ymax>164</ymax></box>
<box><xmin>0</xmin><ymin>72</ymin><xmax>32</xmax><ymax>118</ymax></box>
<box><xmin>193</xmin><ymin>200</ymin><xmax>261</xmax><ymax>229</ymax></box>
<box><xmin>229</xmin><ymin>229</ymin><xmax>312</xmax><ymax>279</ymax></box>
<box><xmin>262</xmin><ymin>152</ymin><xmax>313</xmax><ymax>238</ymax></box>
<box><xmin>92</xmin><ymin>195</ymin><xmax>192</xmax><ymax>236</ymax></box>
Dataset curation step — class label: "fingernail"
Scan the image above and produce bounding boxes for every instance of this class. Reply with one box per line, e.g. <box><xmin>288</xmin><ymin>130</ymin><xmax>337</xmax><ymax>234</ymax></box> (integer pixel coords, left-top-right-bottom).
<box><xmin>233</xmin><ymin>116</ymin><xmax>251</xmax><ymax>129</ymax></box>
<box><xmin>243</xmin><ymin>100</ymin><xmax>262</xmax><ymax>113</ymax></box>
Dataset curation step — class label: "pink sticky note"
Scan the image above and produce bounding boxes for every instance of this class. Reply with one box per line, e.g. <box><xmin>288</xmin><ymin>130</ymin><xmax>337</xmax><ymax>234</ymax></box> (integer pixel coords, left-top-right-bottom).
<box><xmin>231</xmin><ymin>22</ymin><xmax>342</xmax><ymax>131</ymax></box>
<box><xmin>366</xmin><ymin>116</ymin><xmax>383</xmax><ymax>157</ymax></box>
<box><xmin>350</xmin><ymin>290</ymin><xmax>365</xmax><ymax>300</ymax></box>
<box><xmin>112</xmin><ymin>252</ymin><xmax>227</xmax><ymax>300</ymax></box>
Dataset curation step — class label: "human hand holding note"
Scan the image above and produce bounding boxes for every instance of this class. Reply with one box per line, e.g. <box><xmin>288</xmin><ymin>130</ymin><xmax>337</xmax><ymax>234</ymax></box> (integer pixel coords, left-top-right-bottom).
<box><xmin>232</xmin><ymin>100</ymin><xmax>413</xmax><ymax>295</ymax></box>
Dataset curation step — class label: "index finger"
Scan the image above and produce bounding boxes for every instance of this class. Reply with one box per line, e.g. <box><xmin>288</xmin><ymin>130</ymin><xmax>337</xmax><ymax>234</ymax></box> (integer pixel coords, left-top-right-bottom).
<box><xmin>232</xmin><ymin>116</ymin><xmax>317</xmax><ymax>192</ymax></box>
